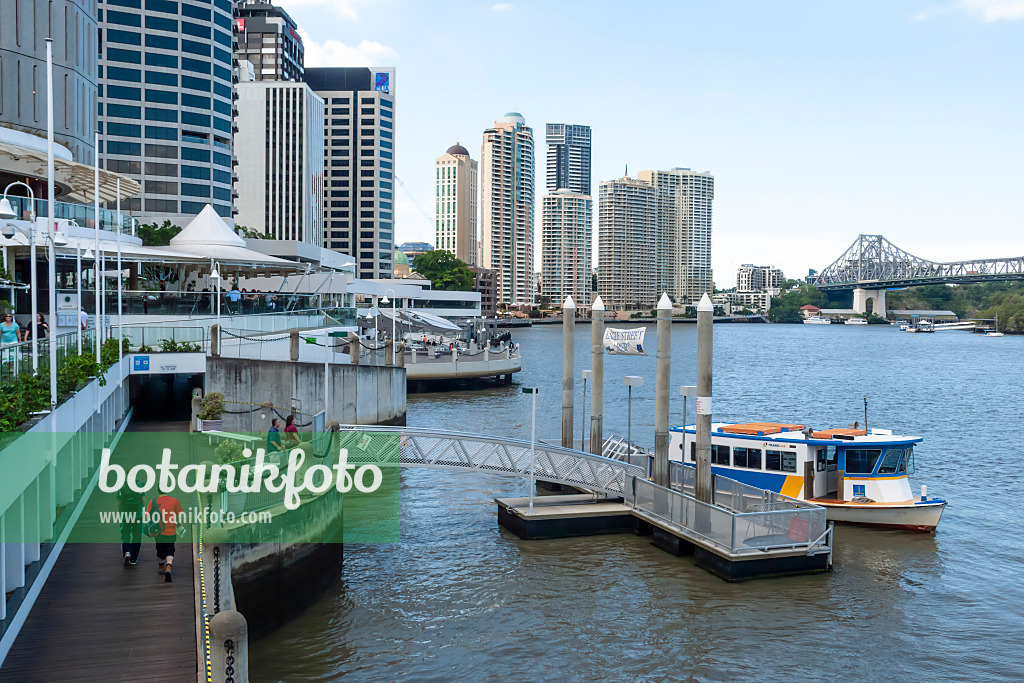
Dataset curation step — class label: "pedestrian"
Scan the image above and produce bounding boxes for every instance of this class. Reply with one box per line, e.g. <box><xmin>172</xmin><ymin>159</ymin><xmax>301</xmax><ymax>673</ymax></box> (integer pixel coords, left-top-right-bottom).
<box><xmin>22</xmin><ymin>312</ymin><xmax>49</xmax><ymax>341</ymax></box>
<box><xmin>0</xmin><ymin>312</ymin><xmax>19</xmax><ymax>345</ymax></box>
<box><xmin>284</xmin><ymin>414</ymin><xmax>300</xmax><ymax>445</ymax></box>
<box><xmin>145</xmin><ymin>493</ymin><xmax>184</xmax><ymax>583</ymax></box>
<box><xmin>227</xmin><ymin>283</ymin><xmax>241</xmax><ymax>313</ymax></box>
<box><xmin>267</xmin><ymin>417</ymin><xmax>283</xmax><ymax>454</ymax></box>
<box><xmin>79</xmin><ymin>308</ymin><xmax>89</xmax><ymax>331</ymax></box>
<box><xmin>117</xmin><ymin>484</ymin><xmax>144</xmax><ymax>566</ymax></box>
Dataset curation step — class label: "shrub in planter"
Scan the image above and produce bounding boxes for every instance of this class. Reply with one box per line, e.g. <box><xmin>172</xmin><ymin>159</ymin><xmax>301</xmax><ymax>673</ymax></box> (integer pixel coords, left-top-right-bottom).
<box><xmin>198</xmin><ymin>391</ymin><xmax>226</xmax><ymax>430</ymax></box>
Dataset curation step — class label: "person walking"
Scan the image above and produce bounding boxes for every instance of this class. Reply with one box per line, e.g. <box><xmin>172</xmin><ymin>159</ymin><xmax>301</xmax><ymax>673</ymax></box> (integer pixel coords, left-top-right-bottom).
<box><xmin>267</xmin><ymin>417</ymin><xmax>283</xmax><ymax>455</ymax></box>
<box><xmin>145</xmin><ymin>493</ymin><xmax>184</xmax><ymax>583</ymax></box>
<box><xmin>284</xmin><ymin>414</ymin><xmax>300</xmax><ymax>446</ymax></box>
<box><xmin>0</xmin><ymin>312</ymin><xmax>19</xmax><ymax>345</ymax></box>
<box><xmin>22</xmin><ymin>312</ymin><xmax>48</xmax><ymax>342</ymax></box>
<box><xmin>117</xmin><ymin>485</ymin><xmax>144</xmax><ymax>566</ymax></box>
<box><xmin>79</xmin><ymin>308</ymin><xmax>89</xmax><ymax>331</ymax></box>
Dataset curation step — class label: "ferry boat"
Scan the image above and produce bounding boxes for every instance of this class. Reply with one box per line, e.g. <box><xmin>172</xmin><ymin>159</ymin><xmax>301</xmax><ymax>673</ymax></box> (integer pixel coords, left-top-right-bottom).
<box><xmin>802</xmin><ymin>316</ymin><xmax>831</xmax><ymax>325</ymax></box>
<box><xmin>844</xmin><ymin>318</ymin><xmax>868</xmax><ymax>325</ymax></box>
<box><xmin>669</xmin><ymin>422</ymin><xmax>946</xmax><ymax>532</ymax></box>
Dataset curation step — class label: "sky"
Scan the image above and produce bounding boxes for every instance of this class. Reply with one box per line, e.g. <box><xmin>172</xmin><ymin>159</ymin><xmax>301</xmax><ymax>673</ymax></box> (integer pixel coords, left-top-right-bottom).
<box><xmin>283</xmin><ymin>0</ymin><xmax>1023</xmax><ymax>288</ymax></box>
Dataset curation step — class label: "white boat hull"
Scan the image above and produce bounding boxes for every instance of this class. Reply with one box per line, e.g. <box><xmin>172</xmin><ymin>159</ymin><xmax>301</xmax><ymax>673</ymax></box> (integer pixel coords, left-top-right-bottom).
<box><xmin>802</xmin><ymin>318</ymin><xmax>830</xmax><ymax>325</ymax></box>
<box><xmin>817</xmin><ymin>501</ymin><xmax>945</xmax><ymax>533</ymax></box>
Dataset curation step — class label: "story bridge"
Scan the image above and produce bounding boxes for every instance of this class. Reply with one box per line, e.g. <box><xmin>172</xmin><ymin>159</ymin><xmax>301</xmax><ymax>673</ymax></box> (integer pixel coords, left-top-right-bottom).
<box><xmin>812</xmin><ymin>234</ymin><xmax>1024</xmax><ymax>314</ymax></box>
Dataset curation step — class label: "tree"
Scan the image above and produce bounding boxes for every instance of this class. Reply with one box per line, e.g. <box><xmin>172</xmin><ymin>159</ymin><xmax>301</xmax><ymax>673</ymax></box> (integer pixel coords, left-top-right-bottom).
<box><xmin>138</xmin><ymin>220</ymin><xmax>181</xmax><ymax>246</ymax></box>
<box><xmin>235</xmin><ymin>225</ymin><xmax>270</xmax><ymax>239</ymax></box>
<box><xmin>768</xmin><ymin>284</ymin><xmax>828</xmax><ymax>323</ymax></box>
<box><xmin>591</xmin><ymin>273</ymin><xmax>598</xmax><ymax>292</ymax></box>
<box><xmin>411</xmin><ymin>250</ymin><xmax>475</xmax><ymax>291</ymax></box>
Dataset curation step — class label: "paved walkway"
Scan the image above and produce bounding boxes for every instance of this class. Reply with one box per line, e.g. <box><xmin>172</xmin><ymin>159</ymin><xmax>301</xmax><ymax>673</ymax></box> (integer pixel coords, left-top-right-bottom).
<box><xmin>0</xmin><ymin>419</ymin><xmax>198</xmax><ymax>683</ymax></box>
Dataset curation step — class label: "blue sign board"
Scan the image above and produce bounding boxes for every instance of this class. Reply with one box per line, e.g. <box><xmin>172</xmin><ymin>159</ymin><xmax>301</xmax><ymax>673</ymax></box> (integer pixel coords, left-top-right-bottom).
<box><xmin>853</xmin><ymin>484</ymin><xmax>866</xmax><ymax>497</ymax></box>
<box><xmin>133</xmin><ymin>355</ymin><xmax>150</xmax><ymax>372</ymax></box>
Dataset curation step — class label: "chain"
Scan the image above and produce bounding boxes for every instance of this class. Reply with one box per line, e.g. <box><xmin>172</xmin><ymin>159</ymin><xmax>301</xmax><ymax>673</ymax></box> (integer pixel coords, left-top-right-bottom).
<box><xmin>224</xmin><ymin>638</ymin><xmax>236</xmax><ymax>683</ymax></box>
<box><xmin>219</xmin><ymin>329</ymin><xmax>291</xmax><ymax>343</ymax></box>
<box><xmin>213</xmin><ymin>545</ymin><xmax>221</xmax><ymax>614</ymax></box>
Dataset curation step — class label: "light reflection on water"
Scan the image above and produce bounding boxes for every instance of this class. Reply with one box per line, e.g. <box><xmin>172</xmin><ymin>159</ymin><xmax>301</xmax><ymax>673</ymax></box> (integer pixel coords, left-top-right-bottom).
<box><xmin>252</xmin><ymin>324</ymin><xmax>1023</xmax><ymax>682</ymax></box>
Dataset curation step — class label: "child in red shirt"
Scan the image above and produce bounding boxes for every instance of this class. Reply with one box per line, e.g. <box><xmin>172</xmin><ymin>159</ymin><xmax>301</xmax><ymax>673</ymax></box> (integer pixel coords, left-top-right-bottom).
<box><xmin>146</xmin><ymin>494</ymin><xmax>184</xmax><ymax>583</ymax></box>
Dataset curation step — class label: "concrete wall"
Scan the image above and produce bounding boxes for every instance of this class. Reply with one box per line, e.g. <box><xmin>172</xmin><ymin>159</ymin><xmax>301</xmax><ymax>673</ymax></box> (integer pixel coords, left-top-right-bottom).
<box><xmin>205</xmin><ymin>357</ymin><xmax>406</xmax><ymax>429</ymax></box>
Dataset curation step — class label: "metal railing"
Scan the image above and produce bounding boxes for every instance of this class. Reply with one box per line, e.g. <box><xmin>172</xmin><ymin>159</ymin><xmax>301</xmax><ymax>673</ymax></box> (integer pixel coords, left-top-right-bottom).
<box><xmin>669</xmin><ymin>461</ymin><xmax>813</xmax><ymax>513</ymax></box>
<box><xmin>1</xmin><ymin>194</ymin><xmax>138</xmax><ymax>233</ymax></box>
<box><xmin>340</xmin><ymin>425</ymin><xmax>645</xmax><ymax>497</ymax></box>
<box><xmin>0</xmin><ymin>331</ymin><xmax>82</xmax><ymax>383</ymax></box>
<box><xmin>63</xmin><ymin>289</ymin><xmax>353</xmax><ymax>318</ymax></box>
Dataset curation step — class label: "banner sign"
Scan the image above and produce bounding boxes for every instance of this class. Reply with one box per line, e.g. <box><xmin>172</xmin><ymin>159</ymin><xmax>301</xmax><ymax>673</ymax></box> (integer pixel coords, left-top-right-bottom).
<box><xmin>604</xmin><ymin>327</ymin><xmax>647</xmax><ymax>355</ymax></box>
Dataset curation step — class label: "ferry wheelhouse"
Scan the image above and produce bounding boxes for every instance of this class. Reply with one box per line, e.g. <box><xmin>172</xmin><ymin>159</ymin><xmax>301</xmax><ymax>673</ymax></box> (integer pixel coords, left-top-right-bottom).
<box><xmin>669</xmin><ymin>422</ymin><xmax>946</xmax><ymax>532</ymax></box>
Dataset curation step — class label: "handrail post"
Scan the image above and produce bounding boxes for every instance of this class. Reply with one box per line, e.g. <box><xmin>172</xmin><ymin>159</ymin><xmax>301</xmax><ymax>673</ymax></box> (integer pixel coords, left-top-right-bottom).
<box><xmin>211</xmin><ymin>324</ymin><xmax>220</xmax><ymax>358</ymax></box>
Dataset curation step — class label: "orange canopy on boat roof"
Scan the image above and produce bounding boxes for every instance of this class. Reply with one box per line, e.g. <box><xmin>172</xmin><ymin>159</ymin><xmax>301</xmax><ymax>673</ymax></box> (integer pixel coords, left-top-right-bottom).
<box><xmin>812</xmin><ymin>428</ymin><xmax>868</xmax><ymax>439</ymax></box>
<box><xmin>718</xmin><ymin>423</ymin><xmax>806</xmax><ymax>436</ymax></box>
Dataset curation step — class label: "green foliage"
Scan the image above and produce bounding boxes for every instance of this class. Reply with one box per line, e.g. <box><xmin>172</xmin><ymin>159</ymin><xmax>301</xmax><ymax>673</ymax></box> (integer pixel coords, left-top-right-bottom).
<box><xmin>138</xmin><ymin>344</ymin><xmax>154</xmax><ymax>353</ymax></box>
<box><xmin>101</xmin><ymin>337</ymin><xmax>129</xmax><ymax>368</ymax></box>
<box><xmin>768</xmin><ymin>284</ymin><xmax>829</xmax><ymax>323</ymax></box>
<box><xmin>57</xmin><ymin>353</ymin><xmax>104</xmax><ymax>399</ymax></box>
<box><xmin>410</xmin><ymin>250</ymin><xmax>475</xmax><ymax>291</ymax></box>
<box><xmin>235</xmin><ymin>225</ymin><xmax>270</xmax><ymax>240</ymax></box>
<box><xmin>0</xmin><ymin>374</ymin><xmax>49</xmax><ymax>432</ymax></box>
<box><xmin>887</xmin><ymin>282</ymin><xmax>1024</xmax><ymax>326</ymax></box>
<box><xmin>157</xmin><ymin>338</ymin><xmax>201</xmax><ymax>352</ymax></box>
<box><xmin>137</xmin><ymin>220</ymin><xmax>181</xmax><ymax>247</ymax></box>
<box><xmin>215</xmin><ymin>439</ymin><xmax>245</xmax><ymax>464</ymax></box>
<box><xmin>198</xmin><ymin>392</ymin><xmax>225</xmax><ymax>420</ymax></box>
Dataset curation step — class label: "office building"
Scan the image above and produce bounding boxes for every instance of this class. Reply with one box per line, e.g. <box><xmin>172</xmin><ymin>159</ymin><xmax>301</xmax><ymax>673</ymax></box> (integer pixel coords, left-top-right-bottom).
<box><xmin>434</xmin><ymin>143</ymin><xmax>477</xmax><ymax>266</ymax></box>
<box><xmin>737</xmin><ymin>263</ymin><xmax>783</xmax><ymax>293</ymax></box>
<box><xmin>545</xmin><ymin>123</ymin><xmax>591</xmax><ymax>195</ymax></box>
<box><xmin>0</xmin><ymin>0</ymin><xmax>97</xmax><ymax>165</ymax></box>
<box><xmin>305</xmin><ymin>66</ymin><xmax>396</xmax><ymax>280</ymax></box>
<box><xmin>480</xmin><ymin>112</ymin><xmax>534</xmax><ymax>305</ymax></box>
<box><xmin>597</xmin><ymin>176</ymin><xmax>656</xmax><ymax>311</ymax></box>
<box><xmin>97</xmin><ymin>0</ymin><xmax>235</xmax><ymax>220</ymax></box>
<box><xmin>636</xmin><ymin>168</ymin><xmax>715</xmax><ymax>305</ymax></box>
<box><xmin>234</xmin><ymin>80</ymin><xmax>323</xmax><ymax>245</ymax></box>
<box><xmin>233</xmin><ymin>0</ymin><xmax>304</xmax><ymax>82</ymax></box>
<box><xmin>541</xmin><ymin>189</ymin><xmax>592</xmax><ymax>308</ymax></box>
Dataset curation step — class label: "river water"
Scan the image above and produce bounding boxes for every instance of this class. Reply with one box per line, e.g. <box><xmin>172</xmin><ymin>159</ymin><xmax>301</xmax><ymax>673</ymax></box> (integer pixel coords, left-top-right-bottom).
<box><xmin>252</xmin><ymin>323</ymin><xmax>1023</xmax><ymax>682</ymax></box>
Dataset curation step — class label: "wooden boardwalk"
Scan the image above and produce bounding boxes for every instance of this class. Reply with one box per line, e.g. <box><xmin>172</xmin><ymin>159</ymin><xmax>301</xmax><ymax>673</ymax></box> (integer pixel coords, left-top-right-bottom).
<box><xmin>0</xmin><ymin>418</ymin><xmax>199</xmax><ymax>683</ymax></box>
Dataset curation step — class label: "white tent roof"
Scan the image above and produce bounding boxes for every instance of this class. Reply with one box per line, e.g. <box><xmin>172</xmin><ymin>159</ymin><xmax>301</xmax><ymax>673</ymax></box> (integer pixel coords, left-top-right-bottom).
<box><xmin>170</xmin><ymin>204</ymin><xmax>247</xmax><ymax>248</ymax></box>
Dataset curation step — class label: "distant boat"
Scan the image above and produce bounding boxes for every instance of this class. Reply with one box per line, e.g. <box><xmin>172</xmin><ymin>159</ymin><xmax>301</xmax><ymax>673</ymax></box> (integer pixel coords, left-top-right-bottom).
<box><xmin>845</xmin><ymin>318</ymin><xmax>868</xmax><ymax>325</ymax></box>
<box><xmin>803</xmin><ymin>316</ymin><xmax>831</xmax><ymax>325</ymax></box>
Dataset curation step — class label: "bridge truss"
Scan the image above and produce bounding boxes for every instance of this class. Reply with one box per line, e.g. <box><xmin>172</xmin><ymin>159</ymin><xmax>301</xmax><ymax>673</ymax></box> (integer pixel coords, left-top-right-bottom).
<box><xmin>337</xmin><ymin>426</ymin><xmax>646</xmax><ymax>497</ymax></box>
<box><xmin>813</xmin><ymin>234</ymin><xmax>1024</xmax><ymax>290</ymax></box>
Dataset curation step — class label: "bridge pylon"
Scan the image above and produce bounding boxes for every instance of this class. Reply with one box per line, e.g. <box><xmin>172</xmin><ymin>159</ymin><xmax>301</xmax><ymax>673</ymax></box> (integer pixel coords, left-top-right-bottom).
<box><xmin>852</xmin><ymin>288</ymin><xmax>886</xmax><ymax>316</ymax></box>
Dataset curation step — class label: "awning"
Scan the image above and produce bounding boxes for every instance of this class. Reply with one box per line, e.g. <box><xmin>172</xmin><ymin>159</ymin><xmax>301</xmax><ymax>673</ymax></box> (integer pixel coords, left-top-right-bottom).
<box><xmin>0</xmin><ymin>139</ymin><xmax>140</xmax><ymax>204</ymax></box>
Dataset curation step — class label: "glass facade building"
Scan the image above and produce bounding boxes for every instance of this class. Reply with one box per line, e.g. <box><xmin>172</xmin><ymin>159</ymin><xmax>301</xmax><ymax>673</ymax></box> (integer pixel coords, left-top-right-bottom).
<box><xmin>97</xmin><ymin>0</ymin><xmax>235</xmax><ymax>221</ymax></box>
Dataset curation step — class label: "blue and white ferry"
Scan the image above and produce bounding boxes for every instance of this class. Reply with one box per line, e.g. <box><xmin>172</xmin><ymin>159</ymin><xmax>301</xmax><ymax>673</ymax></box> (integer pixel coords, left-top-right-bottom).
<box><xmin>669</xmin><ymin>422</ymin><xmax>946</xmax><ymax>532</ymax></box>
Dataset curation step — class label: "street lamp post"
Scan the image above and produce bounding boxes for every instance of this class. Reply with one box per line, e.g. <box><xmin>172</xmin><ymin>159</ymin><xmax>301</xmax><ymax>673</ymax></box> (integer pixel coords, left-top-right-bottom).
<box><xmin>381</xmin><ymin>288</ymin><xmax>396</xmax><ymax>355</ymax></box>
<box><xmin>46</xmin><ymin>37</ymin><xmax>57</xmax><ymax>407</ymax></box>
<box><xmin>92</xmin><ymin>130</ymin><xmax>100</xmax><ymax>364</ymax></box>
<box><xmin>679</xmin><ymin>385</ymin><xmax>697</xmax><ymax>430</ymax></box>
<box><xmin>580</xmin><ymin>369</ymin><xmax>591</xmax><ymax>450</ymax></box>
<box><xmin>0</xmin><ymin>182</ymin><xmax>38</xmax><ymax>371</ymax></box>
<box><xmin>115</xmin><ymin>177</ymin><xmax>123</xmax><ymax>379</ymax></box>
<box><xmin>210</xmin><ymin>260</ymin><xmax>221</xmax><ymax>327</ymax></box>
<box><xmin>623</xmin><ymin>375</ymin><xmax>644</xmax><ymax>462</ymax></box>
<box><xmin>523</xmin><ymin>386</ymin><xmax>539</xmax><ymax>512</ymax></box>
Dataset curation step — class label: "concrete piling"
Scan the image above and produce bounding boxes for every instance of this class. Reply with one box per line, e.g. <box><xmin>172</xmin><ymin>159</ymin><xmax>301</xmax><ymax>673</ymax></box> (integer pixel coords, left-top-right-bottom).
<box><xmin>562</xmin><ymin>296</ymin><xmax>575</xmax><ymax>449</ymax></box>
<box><xmin>695</xmin><ymin>293</ymin><xmax>714</xmax><ymax>506</ymax></box>
<box><xmin>653</xmin><ymin>293</ymin><xmax>672</xmax><ymax>488</ymax></box>
<box><xmin>210</xmin><ymin>609</ymin><xmax>248</xmax><ymax>683</ymax></box>
<box><xmin>211</xmin><ymin>324</ymin><xmax>220</xmax><ymax>357</ymax></box>
<box><xmin>289</xmin><ymin>330</ymin><xmax>300</xmax><ymax>362</ymax></box>
<box><xmin>589</xmin><ymin>296</ymin><xmax>605</xmax><ymax>455</ymax></box>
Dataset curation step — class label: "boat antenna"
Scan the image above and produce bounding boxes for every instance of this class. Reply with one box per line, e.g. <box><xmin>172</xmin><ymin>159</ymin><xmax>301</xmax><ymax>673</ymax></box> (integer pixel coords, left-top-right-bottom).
<box><xmin>863</xmin><ymin>396</ymin><xmax>868</xmax><ymax>432</ymax></box>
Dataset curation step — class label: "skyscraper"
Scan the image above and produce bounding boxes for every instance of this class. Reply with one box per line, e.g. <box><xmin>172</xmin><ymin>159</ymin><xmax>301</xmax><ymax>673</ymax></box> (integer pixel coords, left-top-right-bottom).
<box><xmin>233</xmin><ymin>0</ymin><xmax>304</xmax><ymax>82</ymax></box>
<box><xmin>637</xmin><ymin>168</ymin><xmax>715</xmax><ymax>304</ymax></box>
<box><xmin>597</xmin><ymin>176</ymin><xmax>656</xmax><ymax>311</ymax></box>
<box><xmin>0</xmin><ymin>0</ymin><xmax>97</xmax><ymax>164</ymax></box>
<box><xmin>97</xmin><ymin>0</ymin><xmax>235</xmax><ymax>220</ymax></box>
<box><xmin>305</xmin><ymin>66</ymin><xmax>396</xmax><ymax>280</ymax></box>
<box><xmin>434</xmin><ymin>143</ymin><xmax>477</xmax><ymax>266</ymax></box>
<box><xmin>480</xmin><ymin>112</ymin><xmax>534</xmax><ymax>305</ymax></box>
<box><xmin>545</xmin><ymin>123</ymin><xmax>591</xmax><ymax>195</ymax></box>
<box><xmin>234</xmin><ymin>81</ymin><xmax>324</xmax><ymax>245</ymax></box>
<box><xmin>541</xmin><ymin>189</ymin><xmax>592</xmax><ymax>308</ymax></box>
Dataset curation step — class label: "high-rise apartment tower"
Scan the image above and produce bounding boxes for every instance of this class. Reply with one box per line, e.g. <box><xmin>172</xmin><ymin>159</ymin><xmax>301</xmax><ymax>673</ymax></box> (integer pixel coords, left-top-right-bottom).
<box><xmin>305</xmin><ymin>66</ymin><xmax>396</xmax><ymax>280</ymax></box>
<box><xmin>97</xmin><ymin>0</ymin><xmax>235</xmax><ymax>220</ymax></box>
<box><xmin>636</xmin><ymin>168</ymin><xmax>714</xmax><ymax>304</ymax></box>
<box><xmin>233</xmin><ymin>1</ymin><xmax>304</xmax><ymax>82</ymax></box>
<box><xmin>545</xmin><ymin>123</ymin><xmax>591</xmax><ymax>195</ymax></box>
<box><xmin>480</xmin><ymin>112</ymin><xmax>534</xmax><ymax>305</ymax></box>
<box><xmin>597</xmin><ymin>176</ymin><xmax>656</xmax><ymax>311</ymax></box>
<box><xmin>234</xmin><ymin>81</ymin><xmax>323</xmax><ymax>245</ymax></box>
<box><xmin>541</xmin><ymin>189</ymin><xmax>592</xmax><ymax>308</ymax></box>
<box><xmin>434</xmin><ymin>143</ymin><xmax>477</xmax><ymax>266</ymax></box>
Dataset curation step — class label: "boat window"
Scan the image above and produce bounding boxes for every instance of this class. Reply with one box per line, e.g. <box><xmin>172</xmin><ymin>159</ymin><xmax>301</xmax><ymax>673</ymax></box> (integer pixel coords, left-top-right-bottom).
<box><xmin>826</xmin><ymin>446</ymin><xmax>837</xmax><ymax>471</ymax></box>
<box><xmin>816</xmin><ymin>449</ymin><xmax>827</xmax><ymax>472</ymax></box>
<box><xmin>898</xmin><ymin>447</ymin><xmax>914</xmax><ymax>474</ymax></box>
<box><xmin>845</xmin><ymin>449</ymin><xmax>882</xmax><ymax>474</ymax></box>
<box><xmin>689</xmin><ymin>442</ymin><xmax>696</xmax><ymax>462</ymax></box>
<box><xmin>734</xmin><ymin>447</ymin><xmax>762</xmax><ymax>469</ymax></box>
<box><xmin>712</xmin><ymin>444</ymin><xmax>730</xmax><ymax>466</ymax></box>
<box><xmin>877</xmin><ymin>448</ymin><xmax>904</xmax><ymax>474</ymax></box>
<box><xmin>782</xmin><ymin>451</ymin><xmax>796</xmax><ymax>472</ymax></box>
<box><xmin>766</xmin><ymin>450</ymin><xmax>785</xmax><ymax>472</ymax></box>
